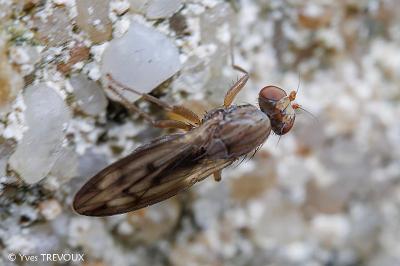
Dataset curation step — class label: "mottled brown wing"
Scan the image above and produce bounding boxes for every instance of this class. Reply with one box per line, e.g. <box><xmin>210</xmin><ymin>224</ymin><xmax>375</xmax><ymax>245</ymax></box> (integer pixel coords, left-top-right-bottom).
<box><xmin>73</xmin><ymin>133</ymin><xmax>233</xmax><ymax>216</ymax></box>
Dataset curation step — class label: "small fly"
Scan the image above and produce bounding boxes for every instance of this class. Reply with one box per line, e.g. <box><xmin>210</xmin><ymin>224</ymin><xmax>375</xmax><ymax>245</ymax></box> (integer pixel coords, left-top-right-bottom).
<box><xmin>73</xmin><ymin>60</ymin><xmax>303</xmax><ymax>216</ymax></box>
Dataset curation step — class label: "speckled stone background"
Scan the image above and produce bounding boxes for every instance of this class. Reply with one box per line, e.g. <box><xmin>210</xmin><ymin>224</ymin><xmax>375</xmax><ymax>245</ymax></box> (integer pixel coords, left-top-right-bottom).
<box><xmin>1</xmin><ymin>0</ymin><xmax>400</xmax><ymax>265</ymax></box>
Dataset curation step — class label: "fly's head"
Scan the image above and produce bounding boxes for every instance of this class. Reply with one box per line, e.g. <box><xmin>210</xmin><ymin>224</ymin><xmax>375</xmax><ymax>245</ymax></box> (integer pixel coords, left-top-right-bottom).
<box><xmin>258</xmin><ymin>85</ymin><xmax>301</xmax><ymax>135</ymax></box>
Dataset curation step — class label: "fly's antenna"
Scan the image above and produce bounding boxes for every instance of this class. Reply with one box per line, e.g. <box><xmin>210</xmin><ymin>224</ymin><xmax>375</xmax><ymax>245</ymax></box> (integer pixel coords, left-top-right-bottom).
<box><xmin>292</xmin><ymin>73</ymin><xmax>318</xmax><ymax>123</ymax></box>
<box><xmin>289</xmin><ymin>72</ymin><xmax>301</xmax><ymax>102</ymax></box>
<box><xmin>296</xmin><ymin>72</ymin><xmax>301</xmax><ymax>95</ymax></box>
<box><xmin>293</xmin><ymin>103</ymin><xmax>319</xmax><ymax>124</ymax></box>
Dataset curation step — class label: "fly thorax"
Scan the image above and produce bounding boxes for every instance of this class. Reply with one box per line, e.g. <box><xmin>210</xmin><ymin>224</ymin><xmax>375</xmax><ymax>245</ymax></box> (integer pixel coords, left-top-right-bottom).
<box><xmin>207</xmin><ymin>105</ymin><xmax>271</xmax><ymax>159</ymax></box>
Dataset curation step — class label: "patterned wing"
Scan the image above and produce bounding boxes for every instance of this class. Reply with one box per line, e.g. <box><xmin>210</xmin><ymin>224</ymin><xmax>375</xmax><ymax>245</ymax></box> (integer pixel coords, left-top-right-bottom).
<box><xmin>73</xmin><ymin>133</ymin><xmax>233</xmax><ymax>216</ymax></box>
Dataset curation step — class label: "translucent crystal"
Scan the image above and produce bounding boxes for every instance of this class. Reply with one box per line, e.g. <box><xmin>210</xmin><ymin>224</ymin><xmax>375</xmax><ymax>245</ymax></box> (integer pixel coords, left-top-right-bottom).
<box><xmin>69</xmin><ymin>74</ymin><xmax>108</xmax><ymax>116</ymax></box>
<box><xmin>129</xmin><ymin>0</ymin><xmax>182</xmax><ymax>19</ymax></box>
<box><xmin>9</xmin><ymin>84</ymin><xmax>71</xmax><ymax>184</ymax></box>
<box><xmin>101</xmin><ymin>21</ymin><xmax>181</xmax><ymax>102</ymax></box>
<box><xmin>146</xmin><ymin>0</ymin><xmax>182</xmax><ymax>19</ymax></box>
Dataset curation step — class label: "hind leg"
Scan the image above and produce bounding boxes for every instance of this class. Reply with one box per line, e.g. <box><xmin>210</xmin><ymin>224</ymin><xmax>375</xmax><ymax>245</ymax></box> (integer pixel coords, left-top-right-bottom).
<box><xmin>107</xmin><ymin>83</ymin><xmax>193</xmax><ymax>131</ymax></box>
<box><xmin>106</xmin><ymin>74</ymin><xmax>201</xmax><ymax>125</ymax></box>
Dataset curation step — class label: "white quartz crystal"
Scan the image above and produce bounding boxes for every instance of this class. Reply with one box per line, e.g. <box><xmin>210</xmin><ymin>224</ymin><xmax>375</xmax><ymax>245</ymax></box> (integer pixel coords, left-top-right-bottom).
<box><xmin>146</xmin><ymin>0</ymin><xmax>182</xmax><ymax>19</ymax></box>
<box><xmin>9</xmin><ymin>84</ymin><xmax>71</xmax><ymax>184</ymax></box>
<box><xmin>129</xmin><ymin>0</ymin><xmax>182</xmax><ymax>19</ymax></box>
<box><xmin>101</xmin><ymin>21</ymin><xmax>181</xmax><ymax>102</ymax></box>
<box><xmin>69</xmin><ymin>74</ymin><xmax>108</xmax><ymax>116</ymax></box>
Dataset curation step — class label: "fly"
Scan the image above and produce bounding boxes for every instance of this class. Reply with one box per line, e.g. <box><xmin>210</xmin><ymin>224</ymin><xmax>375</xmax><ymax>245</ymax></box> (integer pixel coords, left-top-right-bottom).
<box><xmin>73</xmin><ymin>62</ymin><xmax>302</xmax><ymax>216</ymax></box>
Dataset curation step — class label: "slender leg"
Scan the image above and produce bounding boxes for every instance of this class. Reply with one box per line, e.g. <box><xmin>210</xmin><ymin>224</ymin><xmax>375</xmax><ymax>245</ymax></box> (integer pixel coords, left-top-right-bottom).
<box><xmin>170</xmin><ymin>105</ymin><xmax>201</xmax><ymax>125</ymax></box>
<box><xmin>223</xmin><ymin>72</ymin><xmax>249</xmax><ymax>107</ymax></box>
<box><xmin>213</xmin><ymin>170</ymin><xmax>222</xmax><ymax>182</ymax></box>
<box><xmin>223</xmin><ymin>41</ymin><xmax>249</xmax><ymax>107</ymax></box>
<box><xmin>107</xmin><ymin>84</ymin><xmax>193</xmax><ymax>131</ymax></box>
<box><xmin>106</xmin><ymin>74</ymin><xmax>201</xmax><ymax>125</ymax></box>
<box><xmin>153</xmin><ymin>120</ymin><xmax>193</xmax><ymax>131</ymax></box>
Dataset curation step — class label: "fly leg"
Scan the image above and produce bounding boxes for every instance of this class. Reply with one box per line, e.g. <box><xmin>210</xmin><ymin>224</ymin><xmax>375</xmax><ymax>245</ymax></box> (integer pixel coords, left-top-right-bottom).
<box><xmin>213</xmin><ymin>170</ymin><xmax>222</xmax><ymax>182</ymax></box>
<box><xmin>223</xmin><ymin>41</ymin><xmax>250</xmax><ymax>107</ymax></box>
<box><xmin>106</xmin><ymin>74</ymin><xmax>201</xmax><ymax>126</ymax></box>
<box><xmin>107</xmin><ymin>83</ymin><xmax>193</xmax><ymax>131</ymax></box>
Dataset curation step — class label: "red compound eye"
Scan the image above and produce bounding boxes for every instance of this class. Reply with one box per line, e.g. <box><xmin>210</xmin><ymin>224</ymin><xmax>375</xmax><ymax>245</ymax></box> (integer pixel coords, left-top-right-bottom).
<box><xmin>259</xmin><ymin>85</ymin><xmax>287</xmax><ymax>101</ymax></box>
<box><xmin>258</xmin><ymin>86</ymin><xmax>287</xmax><ymax>117</ymax></box>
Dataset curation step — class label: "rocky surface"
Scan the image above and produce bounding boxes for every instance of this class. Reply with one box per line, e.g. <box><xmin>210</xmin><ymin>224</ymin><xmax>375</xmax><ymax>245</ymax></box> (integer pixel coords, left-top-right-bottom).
<box><xmin>0</xmin><ymin>0</ymin><xmax>400</xmax><ymax>266</ymax></box>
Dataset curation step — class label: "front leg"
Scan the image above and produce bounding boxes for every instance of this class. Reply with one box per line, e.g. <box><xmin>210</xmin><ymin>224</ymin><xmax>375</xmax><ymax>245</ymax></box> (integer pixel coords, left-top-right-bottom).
<box><xmin>223</xmin><ymin>70</ymin><xmax>249</xmax><ymax>107</ymax></box>
<box><xmin>223</xmin><ymin>41</ymin><xmax>250</xmax><ymax>107</ymax></box>
<box><xmin>213</xmin><ymin>170</ymin><xmax>222</xmax><ymax>182</ymax></box>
